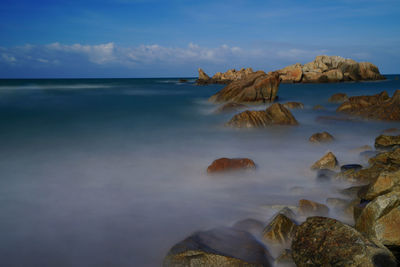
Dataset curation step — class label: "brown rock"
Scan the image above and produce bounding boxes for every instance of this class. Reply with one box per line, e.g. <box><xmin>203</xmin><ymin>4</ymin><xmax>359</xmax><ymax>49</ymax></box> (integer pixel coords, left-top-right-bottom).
<box><xmin>196</xmin><ymin>68</ymin><xmax>211</xmax><ymax>84</ymax></box>
<box><xmin>277</xmin><ymin>63</ymin><xmax>303</xmax><ymax>83</ymax></box>
<box><xmin>375</xmin><ymin>134</ymin><xmax>400</xmax><ymax>150</ymax></box>
<box><xmin>209</xmin><ymin>72</ymin><xmax>280</xmax><ymax>104</ymax></box>
<box><xmin>311</xmin><ymin>152</ymin><xmax>338</xmax><ymax>170</ymax></box>
<box><xmin>298</xmin><ymin>199</ymin><xmax>329</xmax><ymax>216</ymax></box>
<box><xmin>329</xmin><ymin>93</ymin><xmax>348</xmax><ymax>103</ymax></box>
<box><xmin>207</xmin><ymin>158</ymin><xmax>256</xmax><ymax>173</ymax></box>
<box><xmin>309</xmin><ymin>132</ymin><xmax>334</xmax><ymax>143</ymax></box>
<box><xmin>262</xmin><ymin>214</ymin><xmax>297</xmax><ymax>245</ymax></box>
<box><xmin>313</xmin><ymin>104</ymin><xmax>324</xmax><ymax>110</ymax></box>
<box><xmin>292</xmin><ymin>217</ymin><xmax>396</xmax><ymax>267</ymax></box>
<box><xmin>226</xmin><ymin>103</ymin><xmax>298</xmax><ymax>128</ymax></box>
<box><xmin>215</xmin><ymin>102</ymin><xmax>247</xmax><ymax>114</ymax></box>
<box><xmin>283</xmin><ymin>102</ymin><xmax>304</xmax><ymax>109</ymax></box>
<box><xmin>358</xmin><ymin>170</ymin><xmax>400</xmax><ymax>201</ymax></box>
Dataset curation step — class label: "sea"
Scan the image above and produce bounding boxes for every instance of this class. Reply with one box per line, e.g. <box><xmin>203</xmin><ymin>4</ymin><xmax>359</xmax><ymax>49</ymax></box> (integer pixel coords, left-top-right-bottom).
<box><xmin>0</xmin><ymin>75</ymin><xmax>399</xmax><ymax>266</ymax></box>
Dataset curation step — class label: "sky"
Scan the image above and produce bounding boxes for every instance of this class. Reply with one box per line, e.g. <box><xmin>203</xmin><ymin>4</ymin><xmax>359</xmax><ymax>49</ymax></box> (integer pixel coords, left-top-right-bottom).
<box><xmin>0</xmin><ymin>0</ymin><xmax>399</xmax><ymax>78</ymax></box>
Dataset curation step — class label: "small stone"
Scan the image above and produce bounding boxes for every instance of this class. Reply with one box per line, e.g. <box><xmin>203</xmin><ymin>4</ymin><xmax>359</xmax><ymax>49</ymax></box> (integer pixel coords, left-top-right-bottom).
<box><xmin>207</xmin><ymin>158</ymin><xmax>256</xmax><ymax>173</ymax></box>
<box><xmin>309</xmin><ymin>131</ymin><xmax>334</xmax><ymax>143</ymax></box>
<box><xmin>311</xmin><ymin>152</ymin><xmax>338</xmax><ymax>170</ymax></box>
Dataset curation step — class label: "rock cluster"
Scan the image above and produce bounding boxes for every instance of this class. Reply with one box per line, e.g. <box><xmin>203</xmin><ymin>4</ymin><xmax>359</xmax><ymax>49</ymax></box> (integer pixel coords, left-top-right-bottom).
<box><xmin>197</xmin><ymin>68</ymin><xmax>254</xmax><ymax>85</ymax></box>
<box><xmin>226</xmin><ymin>103</ymin><xmax>298</xmax><ymax>128</ymax></box>
<box><xmin>337</xmin><ymin>90</ymin><xmax>400</xmax><ymax>121</ymax></box>
<box><xmin>277</xmin><ymin>55</ymin><xmax>385</xmax><ymax>83</ymax></box>
<box><xmin>208</xmin><ymin>71</ymin><xmax>280</xmax><ymax>104</ymax></box>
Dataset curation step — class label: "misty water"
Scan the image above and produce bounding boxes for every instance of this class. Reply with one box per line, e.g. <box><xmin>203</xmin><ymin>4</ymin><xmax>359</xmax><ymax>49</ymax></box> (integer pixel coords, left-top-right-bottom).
<box><xmin>1</xmin><ymin>76</ymin><xmax>400</xmax><ymax>266</ymax></box>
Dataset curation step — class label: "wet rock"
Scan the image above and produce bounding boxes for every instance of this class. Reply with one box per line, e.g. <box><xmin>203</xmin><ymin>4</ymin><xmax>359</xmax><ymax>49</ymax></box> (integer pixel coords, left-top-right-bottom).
<box><xmin>207</xmin><ymin>158</ymin><xmax>256</xmax><ymax>173</ymax></box>
<box><xmin>341</xmin><ymin>164</ymin><xmax>363</xmax><ymax>172</ymax></box>
<box><xmin>298</xmin><ymin>199</ymin><xmax>329</xmax><ymax>216</ymax></box>
<box><xmin>311</xmin><ymin>152</ymin><xmax>338</xmax><ymax>170</ymax></box>
<box><xmin>313</xmin><ymin>104</ymin><xmax>324</xmax><ymax>110</ymax></box>
<box><xmin>163</xmin><ymin>227</ymin><xmax>272</xmax><ymax>267</ymax></box>
<box><xmin>339</xmin><ymin>185</ymin><xmax>368</xmax><ymax>198</ymax></box>
<box><xmin>292</xmin><ymin>217</ymin><xmax>396</xmax><ymax>267</ymax></box>
<box><xmin>309</xmin><ymin>131</ymin><xmax>334</xmax><ymax>143</ymax></box>
<box><xmin>329</xmin><ymin>93</ymin><xmax>348</xmax><ymax>103</ymax></box>
<box><xmin>337</xmin><ymin>90</ymin><xmax>400</xmax><ymax>121</ymax></box>
<box><xmin>277</xmin><ymin>207</ymin><xmax>297</xmax><ymax>221</ymax></box>
<box><xmin>282</xmin><ymin>101</ymin><xmax>304</xmax><ymax>109</ymax></box>
<box><xmin>358</xmin><ymin>170</ymin><xmax>400</xmax><ymax>201</ymax></box>
<box><xmin>232</xmin><ymin>218</ymin><xmax>265</xmax><ymax>237</ymax></box>
<box><xmin>262</xmin><ymin>214</ymin><xmax>297</xmax><ymax>245</ymax></box>
<box><xmin>316</xmin><ymin>169</ymin><xmax>337</xmax><ymax>182</ymax></box>
<box><xmin>355</xmin><ymin>191</ymin><xmax>400</xmax><ymax>247</ymax></box>
<box><xmin>179</xmin><ymin>79</ymin><xmax>188</xmax><ymax>83</ymax></box>
<box><xmin>215</xmin><ymin>102</ymin><xmax>247</xmax><ymax>114</ymax></box>
<box><xmin>209</xmin><ymin>71</ymin><xmax>280</xmax><ymax>104</ymax></box>
<box><xmin>375</xmin><ymin>134</ymin><xmax>400</xmax><ymax>150</ymax></box>
<box><xmin>226</xmin><ymin>103</ymin><xmax>298</xmax><ymax>128</ymax></box>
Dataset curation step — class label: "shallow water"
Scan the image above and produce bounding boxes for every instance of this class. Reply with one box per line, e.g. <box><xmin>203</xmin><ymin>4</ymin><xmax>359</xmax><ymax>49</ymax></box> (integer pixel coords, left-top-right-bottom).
<box><xmin>0</xmin><ymin>76</ymin><xmax>400</xmax><ymax>266</ymax></box>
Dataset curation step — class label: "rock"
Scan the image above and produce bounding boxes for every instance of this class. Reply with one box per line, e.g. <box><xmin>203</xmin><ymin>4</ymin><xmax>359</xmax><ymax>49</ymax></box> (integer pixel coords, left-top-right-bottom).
<box><xmin>341</xmin><ymin>164</ymin><xmax>363</xmax><ymax>172</ymax></box>
<box><xmin>163</xmin><ymin>227</ymin><xmax>272</xmax><ymax>267</ymax></box>
<box><xmin>277</xmin><ymin>63</ymin><xmax>303</xmax><ymax>83</ymax></box>
<box><xmin>232</xmin><ymin>218</ymin><xmax>265</xmax><ymax>237</ymax></box>
<box><xmin>196</xmin><ymin>68</ymin><xmax>255</xmax><ymax>85</ymax></box>
<box><xmin>360</xmin><ymin>150</ymin><xmax>379</xmax><ymax>161</ymax></box>
<box><xmin>276</xmin><ymin>207</ymin><xmax>297</xmax><ymax>221</ymax></box>
<box><xmin>358</xmin><ymin>170</ymin><xmax>400</xmax><ymax>201</ymax></box>
<box><xmin>292</xmin><ymin>217</ymin><xmax>396</xmax><ymax>267</ymax></box>
<box><xmin>298</xmin><ymin>199</ymin><xmax>329</xmax><ymax>216</ymax></box>
<box><xmin>316</xmin><ymin>169</ymin><xmax>337</xmax><ymax>182</ymax></box>
<box><xmin>208</xmin><ymin>72</ymin><xmax>280</xmax><ymax>104</ymax></box>
<box><xmin>262</xmin><ymin>214</ymin><xmax>297</xmax><ymax>245</ymax></box>
<box><xmin>329</xmin><ymin>93</ymin><xmax>348</xmax><ymax>103</ymax></box>
<box><xmin>207</xmin><ymin>158</ymin><xmax>256</xmax><ymax>173</ymax></box>
<box><xmin>383</xmin><ymin>128</ymin><xmax>400</xmax><ymax>134</ymax></box>
<box><xmin>179</xmin><ymin>79</ymin><xmax>188</xmax><ymax>83</ymax></box>
<box><xmin>339</xmin><ymin>185</ymin><xmax>368</xmax><ymax>198</ymax></box>
<box><xmin>309</xmin><ymin>132</ymin><xmax>334</xmax><ymax>143</ymax></box>
<box><xmin>226</xmin><ymin>103</ymin><xmax>298</xmax><ymax>128</ymax></box>
<box><xmin>355</xmin><ymin>191</ymin><xmax>400</xmax><ymax>247</ymax></box>
<box><xmin>275</xmin><ymin>249</ymin><xmax>295</xmax><ymax>266</ymax></box>
<box><xmin>313</xmin><ymin>104</ymin><xmax>324</xmax><ymax>110</ymax></box>
<box><xmin>215</xmin><ymin>102</ymin><xmax>247</xmax><ymax>114</ymax></box>
<box><xmin>283</xmin><ymin>101</ymin><xmax>304</xmax><ymax>109</ymax></box>
<box><xmin>196</xmin><ymin>68</ymin><xmax>211</xmax><ymax>84</ymax></box>
<box><xmin>375</xmin><ymin>134</ymin><xmax>400</xmax><ymax>150</ymax></box>
<box><xmin>337</xmin><ymin>90</ymin><xmax>400</xmax><ymax>121</ymax></box>
<box><xmin>311</xmin><ymin>152</ymin><xmax>338</xmax><ymax>170</ymax></box>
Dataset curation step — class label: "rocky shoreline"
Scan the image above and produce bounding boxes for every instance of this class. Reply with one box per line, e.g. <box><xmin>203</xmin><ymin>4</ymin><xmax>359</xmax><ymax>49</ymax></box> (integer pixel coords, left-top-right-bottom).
<box><xmin>163</xmin><ymin>85</ymin><xmax>400</xmax><ymax>266</ymax></box>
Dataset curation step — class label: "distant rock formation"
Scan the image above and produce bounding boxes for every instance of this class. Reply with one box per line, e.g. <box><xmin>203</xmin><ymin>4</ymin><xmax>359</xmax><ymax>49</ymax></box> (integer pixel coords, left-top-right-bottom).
<box><xmin>197</xmin><ymin>68</ymin><xmax>254</xmax><ymax>85</ymax></box>
<box><xmin>277</xmin><ymin>55</ymin><xmax>385</xmax><ymax>83</ymax></box>
<box><xmin>209</xmin><ymin>71</ymin><xmax>280</xmax><ymax>104</ymax></box>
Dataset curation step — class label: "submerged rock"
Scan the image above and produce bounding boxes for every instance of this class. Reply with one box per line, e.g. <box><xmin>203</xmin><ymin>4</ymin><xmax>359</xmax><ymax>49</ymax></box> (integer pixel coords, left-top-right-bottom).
<box><xmin>163</xmin><ymin>227</ymin><xmax>272</xmax><ymax>267</ymax></box>
<box><xmin>292</xmin><ymin>217</ymin><xmax>396</xmax><ymax>267</ymax></box>
<box><xmin>311</xmin><ymin>152</ymin><xmax>338</xmax><ymax>170</ymax></box>
<box><xmin>329</xmin><ymin>93</ymin><xmax>348</xmax><ymax>103</ymax></box>
<box><xmin>262</xmin><ymin>214</ymin><xmax>297</xmax><ymax>245</ymax></box>
<box><xmin>209</xmin><ymin>72</ymin><xmax>280</xmax><ymax>104</ymax></box>
<box><xmin>313</xmin><ymin>104</ymin><xmax>325</xmax><ymax>110</ymax></box>
<box><xmin>207</xmin><ymin>158</ymin><xmax>256</xmax><ymax>173</ymax></box>
<box><xmin>283</xmin><ymin>101</ymin><xmax>304</xmax><ymax>109</ymax></box>
<box><xmin>375</xmin><ymin>134</ymin><xmax>400</xmax><ymax>150</ymax></box>
<box><xmin>309</xmin><ymin>132</ymin><xmax>334</xmax><ymax>143</ymax></box>
<box><xmin>226</xmin><ymin>103</ymin><xmax>298</xmax><ymax>128</ymax></box>
<box><xmin>316</xmin><ymin>169</ymin><xmax>337</xmax><ymax>182</ymax></box>
<box><xmin>341</xmin><ymin>164</ymin><xmax>362</xmax><ymax>172</ymax></box>
<box><xmin>298</xmin><ymin>199</ymin><xmax>329</xmax><ymax>216</ymax></box>
<box><xmin>215</xmin><ymin>102</ymin><xmax>247</xmax><ymax>114</ymax></box>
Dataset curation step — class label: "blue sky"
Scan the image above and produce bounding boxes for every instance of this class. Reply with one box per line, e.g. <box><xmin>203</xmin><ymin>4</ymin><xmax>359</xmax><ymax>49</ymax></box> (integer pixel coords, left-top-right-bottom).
<box><xmin>0</xmin><ymin>0</ymin><xmax>399</xmax><ymax>78</ymax></box>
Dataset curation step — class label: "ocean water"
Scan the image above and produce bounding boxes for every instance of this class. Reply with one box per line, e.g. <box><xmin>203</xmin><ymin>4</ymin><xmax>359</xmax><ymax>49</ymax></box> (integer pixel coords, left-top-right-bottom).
<box><xmin>0</xmin><ymin>76</ymin><xmax>400</xmax><ymax>266</ymax></box>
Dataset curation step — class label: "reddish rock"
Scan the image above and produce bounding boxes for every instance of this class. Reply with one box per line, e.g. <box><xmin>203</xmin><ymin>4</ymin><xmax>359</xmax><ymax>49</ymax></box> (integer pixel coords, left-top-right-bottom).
<box><xmin>298</xmin><ymin>199</ymin><xmax>329</xmax><ymax>216</ymax></box>
<box><xmin>277</xmin><ymin>63</ymin><xmax>303</xmax><ymax>83</ymax></box>
<box><xmin>309</xmin><ymin>132</ymin><xmax>334</xmax><ymax>143</ymax></box>
<box><xmin>329</xmin><ymin>93</ymin><xmax>348</xmax><ymax>103</ymax></box>
<box><xmin>207</xmin><ymin>158</ymin><xmax>256</xmax><ymax>173</ymax></box>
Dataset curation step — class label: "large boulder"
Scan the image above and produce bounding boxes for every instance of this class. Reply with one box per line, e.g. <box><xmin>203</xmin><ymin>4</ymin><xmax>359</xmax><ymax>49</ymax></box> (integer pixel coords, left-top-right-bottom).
<box><xmin>375</xmin><ymin>134</ymin><xmax>400</xmax><ymax>150</ymax></box>
<box><xmin>208</xmin><ymin>72</ymin><xmax>280</xmax><ymax>104</ymax></box>
<box><xmin>358</xmin><ymin>170</ymin><xmax>400</xmax><ymax>201</ymax></box>
<box><xmin>207</xmin><ymin>158</ymin><xmax>256</xmax><ymax>173</ymax></box>
<box><xmin>262</xmin><ymin>214</ymin><xmax>297</xmax><ymax>245</ymax></box>
<box><xmin>226</xmin><ymin>103</ymin><xmax>298</xmax><ymax>128</ymax></box>
<box><xmin>355</xmin><ymin>191</ymin><xmax>400</xmax><ymax>247</ymax></box>
<box><xmin>163</xmin><ymin>227</ymin><xmax>272</xmax><ymax>267</ymax></box>
<box><xmin>292</xmin><ymin>217</ymin><xmax>397</xmax><ymax>267</ymax></box>
<box><xmin>277</xmin><ymin>63</ymin><xmax>303</xmax><ymax>83</ymax></box>
<box><xmin>311</xmin><ymin>152</ymin><xmax>338</xmax><ymax>170</ymax></box>
<box><xmin>337</xmin><ymin>90</ymin><xmax>400</xmax><ymax>121</ymax></box>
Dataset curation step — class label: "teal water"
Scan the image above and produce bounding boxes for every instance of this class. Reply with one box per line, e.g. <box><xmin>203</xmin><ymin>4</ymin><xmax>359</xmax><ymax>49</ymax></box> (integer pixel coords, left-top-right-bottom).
<box><xmin>0</xmin><ymin>76</ymin><xmax>400</xmax><ymax>266</ymax></box>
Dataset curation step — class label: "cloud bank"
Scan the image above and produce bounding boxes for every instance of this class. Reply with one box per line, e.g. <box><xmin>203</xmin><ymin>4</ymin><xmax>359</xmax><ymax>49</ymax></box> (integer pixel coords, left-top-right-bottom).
<box><xmin>0</xmin><ymin>42</ymin><xmax>398</xmax><ymax>78</ymax></box>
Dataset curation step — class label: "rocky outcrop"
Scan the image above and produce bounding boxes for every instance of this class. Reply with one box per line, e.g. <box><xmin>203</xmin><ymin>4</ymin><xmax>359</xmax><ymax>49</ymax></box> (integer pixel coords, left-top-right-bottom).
<box><xmin>292</xmin><ymin>217</ymin><xmax>397</xmax><ymax>267</ymax></box>
<box><xmin>278</xmin><ymin>55</ymin><xmax>385</xmax><ymax>83</ymax></box>
<box><xmin>262</xmin><ymin>214</ymin><xmax>297</xmax><ymax>245</ymax></box>
<box><xmin>329</xmin><ymin>93</ymin><xmax>348</xmax><ymax>103</ymax></box>
<box><xmin>196</xmin><ymin>68</ymin><xmax>255</xmax><ymax>85</ymax></box>
<box><xmin>209</xmin><ymin>72</ymin><xmax>280</xmax><ymax>104</ymax></box>
<box><xmin>283</xmin><ymin>102</ymin><xmax>304</xmax><ymax>109</ymax></box>
<box><xmin>207</xmin><ymin>158</ymin><xmax>256</xmax><ymax>173</ymax></box>
<box><xmin>163</xmin><ymin>227</ymin><xmax>272</xmax><ymax>267</ymax></box>
<box><xmin>215</xmin><ymin>103</ymin><xmax>247</xmax><ymax>114</ymax></box>
<box><xmin>375</xmin><ymin>134</ymin><xmax>400</xmax><ymax>150</ymax></box>
<box><xmin>298</xmin><ymin>199</ymin><xmax>329</xmax><ymax>216</ymax></box>
<box><xmin>226</xmin><ymin>103</ymin><xmax>298</xmax><ymax>128</ymax></box>
<box><xmin>337</xmin><ymin>90</ymin><xmax>400</xmax><ymax>121</ymax></box>
<box><xmin>358</xmin><ymin>170</ymin><xmax>400</xmax><ymax>201</ymax></box>
<box><xmin>311</xmin><ymin>152</ymin><xmax>338</xmax><ymax>170</ymax></box>
<box><xmin>309</xmin><ymin>132</ymin><xmax>334</xmax><ymax>143</ymax></box>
